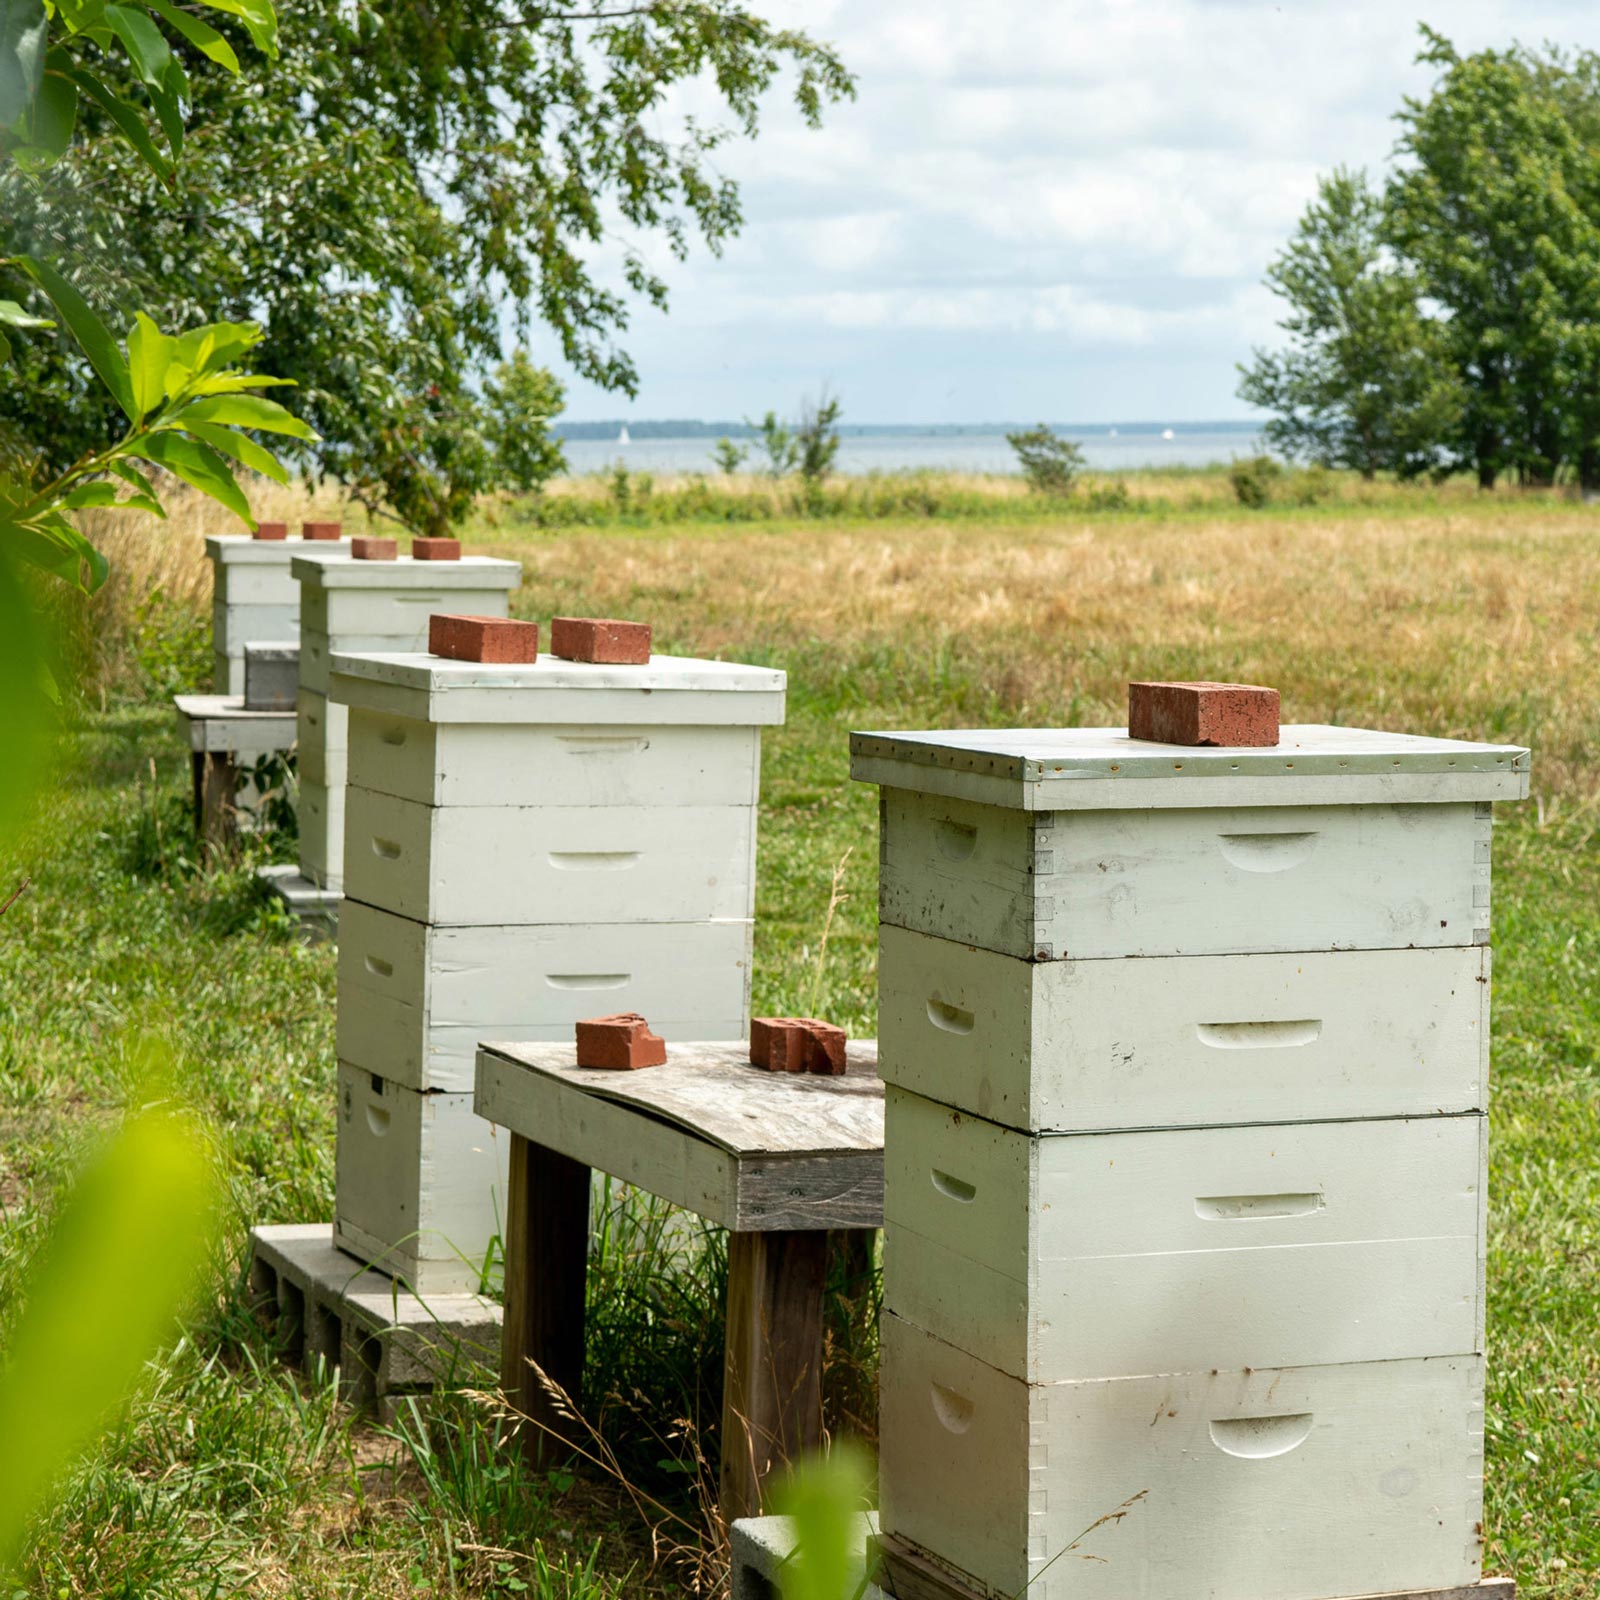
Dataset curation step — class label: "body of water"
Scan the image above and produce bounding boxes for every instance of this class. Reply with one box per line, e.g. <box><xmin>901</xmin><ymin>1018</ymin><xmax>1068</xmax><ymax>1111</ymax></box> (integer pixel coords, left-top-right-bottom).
<box><xmin>558</xmin><ymin>426</ymin><xmax>1264</xmax><ymax>478</ymax></box>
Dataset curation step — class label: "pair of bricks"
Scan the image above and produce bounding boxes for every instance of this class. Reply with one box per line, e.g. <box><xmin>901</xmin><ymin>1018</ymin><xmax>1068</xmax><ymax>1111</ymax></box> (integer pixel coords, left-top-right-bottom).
<box><xmin>750</xmin><ymin>1017</ymin><xmax>848</xmax><ymax>1076</ymax></box>
<box><xmin>254</xmin><ymin>521</ymin><xmax>341</xmax><ymax>541</ymax></box>
<box><xmin>428</xmin><ymin>614</ymin><xmax>652</xmax><ymax>666</ymax></box>
<box><xmin>575</xmin><ymin>1013</ymin><xmax>667</xmax><ymax>1071</ymax></box>
<box><xmin>1128</xmin><ymin>681</ymin><xmax>1280</xmax><ymax>748</ymax></box>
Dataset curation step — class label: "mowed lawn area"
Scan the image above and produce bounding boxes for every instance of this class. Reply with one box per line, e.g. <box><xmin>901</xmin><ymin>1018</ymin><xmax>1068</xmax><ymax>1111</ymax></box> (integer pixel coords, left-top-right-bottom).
<box><xmin>1</xmin><ymin>481</ymin><xmax>1597</xmax><ymax>1597</ymax></box>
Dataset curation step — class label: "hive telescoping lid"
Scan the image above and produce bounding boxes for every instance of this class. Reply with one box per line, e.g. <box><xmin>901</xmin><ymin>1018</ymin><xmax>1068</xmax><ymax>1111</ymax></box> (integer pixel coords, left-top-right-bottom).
<box><xmin>329</xmin><ymin>650</ymin><xmax>786</xmax><ymax>726</ymax></box>
<box><xmin>850</xmin><ymin>724</ymin><xmax>1530</xmax><ymax>810</ymax></box>
<box><xmin>289</xmin><ymin>552</ymin><xmax>520</xmax><ymax>588</ymax></box>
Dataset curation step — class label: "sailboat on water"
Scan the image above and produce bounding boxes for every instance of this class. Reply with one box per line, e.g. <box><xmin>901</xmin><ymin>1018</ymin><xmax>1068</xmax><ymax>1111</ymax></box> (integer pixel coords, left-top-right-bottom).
<box><xmin>617</xmin><ymin>423</ymin><xmax>631</xmax><ymax>446</ymax></box>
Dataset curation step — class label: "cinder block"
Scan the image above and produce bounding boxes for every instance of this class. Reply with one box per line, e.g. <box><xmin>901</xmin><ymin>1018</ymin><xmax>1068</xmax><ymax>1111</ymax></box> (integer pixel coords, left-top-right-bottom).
<box><xmin>244</xmin><ymin>641</ymin><xmax>299</xmax><ymax>711</ymax></box>
<box><xmin>412</xmin><ymin>537</ymin><xmax>461</xmax><ymax>560</ymax></box>
<box><xmin>574</xmin><ymin>1012</ymin><xmax>667</xmax><ymax>1070</ymax></box>
<box><xmin>429</xmin><ymin>613</ymin><xmax>539</xmax><ymax>663</ymax></box>
<box><xmin>1128</xmin><ymin>679</ymin><xmax>1280</xmax><ymax>747</ymax></box>
<box><xmin>303</xmin><ymin>520</ymin><xmax>343</xmax><ymax>541</ymax></box>
<box><xmin>550</xmin><ymin>615</ymin><xmax>651</xmax><ymax>664</ymax></box>
<box><xmin>255</xmin><ymin>521</ymin><xmax>289</xmax><ymax>540</ymax></box>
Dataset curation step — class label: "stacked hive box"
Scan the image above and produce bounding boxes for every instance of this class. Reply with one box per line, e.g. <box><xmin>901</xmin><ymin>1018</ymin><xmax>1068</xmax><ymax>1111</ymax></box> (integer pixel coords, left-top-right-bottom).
<box><xmin>329</xmin><ymin>647</ymin><xmax>787</xmax><ymax>1292</ymax></box>
<box><xmin>851</xmin><ymin>723</ymin><xmax>1528</xmax><ymax>1600</ymax></box>
<box><xmin>291</xmin><ymin>554</ymin><xmax>519</xmax><ymax>890</ymax></box>
<box><xmin>207</xmin><ymin>532</ymin><xmax>351</xmax><ymax>693</ymax></box>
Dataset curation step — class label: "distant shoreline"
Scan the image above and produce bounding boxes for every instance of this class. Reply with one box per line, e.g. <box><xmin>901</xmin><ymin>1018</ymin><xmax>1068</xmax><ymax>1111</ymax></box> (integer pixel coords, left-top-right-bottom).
<box><xmin>553</xmin><ymin>418</ymin><xmax>1265</xmax><ymax>441</ymax></box>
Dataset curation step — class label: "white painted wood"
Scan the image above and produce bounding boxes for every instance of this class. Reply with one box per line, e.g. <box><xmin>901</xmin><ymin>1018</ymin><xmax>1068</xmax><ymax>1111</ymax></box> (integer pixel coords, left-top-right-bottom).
<box><xmin>330</xmin><ymin>650</ymin><xmax>787</xmax><ymax>727</ymax></box>
<box><xmin>474</xmin><ymin>1039</ymin><xmax>883</xmax><ymax>1231</ymax></box>
<box><xmin>291</xmin><ymin>552</ymin><xmax>518</xmax><ymax>593</ymax></box>
<box><xmin>206</xmin><ymin>534</ymin><xmax>352</xmax><ymax>608</ymax></box>
<box><xmin>345</xmin><ymin>709</ymin><xmax>762</xmax><ymax>809</ymax></box>
<box><xmin>877</xmin><ymin>927</ymin><xmax>1490</xmax><ymax>1132</ymax></box>
<box><xmin>851</xmin><ymin>724</ymin><xmax>1529</xmax><ymax>812</ymax></box>
<box><xmin>336</xmin><ymin>903</ymin><xmax>753</xmax><ymax>1089</ymax></box>
<box><xmin>879</xmin><ymin>1314</ymin><xmax>1485</xmax><ymax>1600</ymax></box>
<box><xmin>297</xmin><ymin>776</ymin><xmax>345</xmax><ymax>887</ymax></box>
<box><xmin>881</xmin><ymin>1090</ymin><xmax>1485</xmax><ymax>1380</ymax></box>
<box><xmin>334</xmin><ymin>1062</ymin><xmax>509</xmax><ymax>1293</ymax></box>
<box><xmin>214</xmin><ymin>563</ymin><xmax>301</xmax><ymax>605</ymax></box>
<box><xmin>880</xmin><ymin>791</ymin><xmax>1493</xmax><ymax>960</ymax></box>
<box><xmin>301</xmin><ymin>629</ymin><xmax>421</xmax><ymax>694</ymax></box>
<box><xmin>300</xmin><ymin>578</ymin><xmax>513</xmax><ymax>636</ymax></box>
<box><xmin>214</xmin><ymin>648</ymin><xmax>243</xmax><ymax>694</ymax></box>
<box><xmin>342</xmin><ymin>786</ymin><xmax>757</xmax><ymax>925</ymax></box>
<box><xmin>213</xmin><ymin>599</ymin><xmax>299</xmax><ymax>656</ymax></box>
<box><xmin>174</xmin><ymin>695</ymin><xmax>296</xmax><ymax>757</ymax></box>
<box><xmin>296</xmin><ymin>689</ymin><xmax>349</xmax><ymax>788</ymax></box>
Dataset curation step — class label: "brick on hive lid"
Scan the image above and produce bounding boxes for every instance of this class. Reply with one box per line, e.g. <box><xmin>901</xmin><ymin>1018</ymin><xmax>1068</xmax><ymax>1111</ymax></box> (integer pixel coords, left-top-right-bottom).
<box><xmin>302</xmin><ymin>520</ymin><xmax>343</xmax><ymax>541</ymax></box>
<box><xmin>550</xmin><ymin>616</ymin><xmax>652</xmax><ymax>665</ymax></box>
<box><xmin>411</xmin><ymin>536</ymin><xmax>462</xmax><ymax>561</ymax></box>
<box><xmin>575</xmin><ymin>1013</ymin><xmax>667</xmax><ymax>1071</ymax></box>
<box><xmin>750</xmin><ymin>1016</ymin><xmax>849</xmax><ymax>1075</ymax></box>
<box><xmin>253</xmin><ymin>521</ymin><xmax>289</xmax><ymax>541</ymax></box>
<box><xmin>1127</xmin><ymin>680</ymin><xmax>1280</xmax><ymax>748</ymax></box>
<box><xmin>352</xmin><ymin>535</ymin><xmax>398</xmax><ymax>561</ymax></box>
<box><xmin>428</xmin><ymin>613</ymin><xmax>539</xmax><ymax>664</ymax></box>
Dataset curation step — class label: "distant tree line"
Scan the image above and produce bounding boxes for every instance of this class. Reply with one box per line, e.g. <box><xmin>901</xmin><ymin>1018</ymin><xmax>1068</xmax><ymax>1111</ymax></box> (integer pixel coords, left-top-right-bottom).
<box><xmin>1240</xmin><ymin>28</ymin><xmax>1600</xmax><ymax>492</ymax></box>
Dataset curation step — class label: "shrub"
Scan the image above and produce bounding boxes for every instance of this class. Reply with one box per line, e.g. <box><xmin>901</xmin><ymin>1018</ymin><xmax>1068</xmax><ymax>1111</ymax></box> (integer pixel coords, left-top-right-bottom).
<box><xmin>1006</xmin><ymin>425</ymin><xmax>1085</xmax><ymax>494</ymax></box>
<box><xmin>1230</xmin><ymin>454</ymin><xmax>1284</xmax><ymax>508</ymax></box>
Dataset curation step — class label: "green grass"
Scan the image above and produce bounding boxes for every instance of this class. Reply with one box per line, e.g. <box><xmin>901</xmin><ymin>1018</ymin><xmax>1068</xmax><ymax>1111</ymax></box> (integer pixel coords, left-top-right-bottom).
<box><xmin>3</xmin><ymin>487</ymin><xmax>1599</xmax><ymax>1595</ymax></box>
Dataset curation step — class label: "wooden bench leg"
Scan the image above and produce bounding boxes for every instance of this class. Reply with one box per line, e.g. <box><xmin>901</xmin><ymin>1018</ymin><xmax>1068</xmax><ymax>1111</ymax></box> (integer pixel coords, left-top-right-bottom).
<box><xmin>720</xmin><ymin>1228</ymin><xmax>828</xmax><ymax>1525</ymax></box>
<box><xmin>501</xmin><ymin>1132</ymin><xmax>590</xmax><ymax>1465</ymax></box>
<box><xmin>195</xmin><ymin>750</ymin><xmax>237</xmax><ymax>852</ymax></box>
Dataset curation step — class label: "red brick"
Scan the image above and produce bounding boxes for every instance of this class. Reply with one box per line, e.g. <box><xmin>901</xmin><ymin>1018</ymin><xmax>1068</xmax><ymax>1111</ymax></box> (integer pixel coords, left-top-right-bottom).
<box><xmin>411</xmin><ymin>537</ymin><xmax>462</xmax><ymax>561</ymax></box>
<box><xmin>428</xmin><ymin>613</ymin><xmax>538</xmax><ymax>664</ymax></box>
<box><xmin>575</xmin><ymin>1012</ymin><xmax>667</xmax><ymax>1071</ymax></box>
<box><xmin>1128</xmin><ymin>680</ymin><xmax>1280</xmax><ymax>748</ymax></box>
<box><xmin>550</xmin><ymin>616</ymin><xmax>652</xmax><ymax>665</ymax></box>
<box><xmin>302</xmin><ymin>521</ymin><xmax>342</xmax><ymax>541</ymax></box>
<box><xmin>253</xmin><ymin>522</ymin><xmax>288</xmax><ymax>541</ymax></box>
<box><xmin>749</xmin><ymin>1016</ymin><xmax>849</xmax><ymax>1075</ymax></box>
<box><xmin>352</xmin><ymin>535</ymin><xmax>398</xmax><ymax>561</ymax></box>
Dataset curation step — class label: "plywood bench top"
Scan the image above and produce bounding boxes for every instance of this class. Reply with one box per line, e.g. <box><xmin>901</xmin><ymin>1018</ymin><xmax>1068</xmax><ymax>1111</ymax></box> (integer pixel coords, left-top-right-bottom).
<box><xmin>475</xmin><ymin>1040</ymin><xmax>883</xmax><ymax>1232</ymax></box>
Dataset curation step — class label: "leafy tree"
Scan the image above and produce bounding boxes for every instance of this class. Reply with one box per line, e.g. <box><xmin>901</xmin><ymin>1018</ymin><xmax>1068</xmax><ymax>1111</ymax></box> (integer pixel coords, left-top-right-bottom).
<box><xmin>749</xmin><ymin>409</ymin><xmax>799</xmax><ymax>478</ymax></box>
<box><xmin>484</xmin><ymin>352</ymin><xmax>567</xmax><ymax>497</ymax></box>
<box><xmin>3</xmin><ymin>1</ymin><xmax>855</xmax><ymax>530</ymax></box>
<box><xmin>1006</xmin><ymin>425</ymin><xmax>1085</xmax><ymax>494</ymax></box>
<box><xmin>711</xmin><ymin>436</ymin><xmax>749</xmax><ymax>475</ymax></box>
<box><xmin>1237</xmin><ymin>168</ymin><xmax>1462</xmax><ymax>479</ymax></box>
<box><xmin>1386</xmin><ymin>30</ymin><xmax>1600</xmax><ymax>489</ymax></box>
<box><xmin>794</xmin><ymin>392</ymin><xmax>843</xmax><ymax>487</ymax></box>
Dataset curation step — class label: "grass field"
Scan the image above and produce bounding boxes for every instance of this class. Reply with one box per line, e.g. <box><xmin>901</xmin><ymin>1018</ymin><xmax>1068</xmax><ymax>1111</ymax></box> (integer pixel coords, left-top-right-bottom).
<box><xmin>2</xmin><ymin>471</ymin><xmax>1597</xmax><ymax>1597</ymax></box>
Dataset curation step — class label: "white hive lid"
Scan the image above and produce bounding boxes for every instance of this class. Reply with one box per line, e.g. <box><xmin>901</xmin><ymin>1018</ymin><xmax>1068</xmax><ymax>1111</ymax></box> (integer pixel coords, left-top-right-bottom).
<box><xmin>850</xmin><ymin>724</ymin><xmax>1530</xmax><ymax>810</ymax></box>
<box><xmin>205</xmin><ymin>534</ymin><xmax>352</xmax><ymax>564</ymax></box>
<box><xmin>330</xmin><ymin>650</ymin><xmax>786</xmax><ymax>727</ymax></box>
<box><xmin>289</xmin><ymin>553</ymin><xmax>520</xmax><ymax>590</ymax></box>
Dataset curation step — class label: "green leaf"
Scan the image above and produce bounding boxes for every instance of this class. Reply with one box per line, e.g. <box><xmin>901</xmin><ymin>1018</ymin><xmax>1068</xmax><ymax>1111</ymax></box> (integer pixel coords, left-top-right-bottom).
<box><xmin>108</xmin><ymin>456</ymin><xmax>166</xmax><ymax>516</ymax></box>
<box><xmin>171</xmin><ymin>318</ymin><xmax>261</xmax><ymax>376</ymax></box>
<box><xmin>182</xmin><ymin>419</ymin><xmax>290</xmax><ymax>483</ymax></box>
<box><xmin>191</xmin><ymin>0</ymin><xmax>276</xmax><ymax>59</ymax></box>
<box><xmin>0</xmin><ymin>0</ymin><xmax>48</xmax><ymax>126</ymax></box>
<box><xmin>0</xmin><ymin>1091</ymin><xmax>220</xmax><ymax>1574</ymax></box>
<box><xmin>11</xmin><ymin>63</ymin><xmax>78</xmax><ymax>164</ymax></box>
<box><xmin>14</xmin><ymin>255</ymin><xmax>136</xmax><ymax>420</ymax></box>
<box><xmin>64</xmin><ymin>64</ymin><xmax>173</xmax><ymax>182</ymax></box>
<box><xmin>131</xmin><ymin>429</ymin><xmax>253</xmax><ymax>523</ymax></box>
<box><xmin>8</xmin><ymin>511</ymin><xmax>111</xmax><ymax>591</ymax></box>
<box><xmin>186</xmin><ymin>370</ymin><xmax>293</xmax><ymax>396</ymax></box>
<box><xmin>178</xmin><ymin>391</ymin><xmax>314</xmax><ymax>440</ymax></box>
<box><xmin>0</xmin><ymin>299</ymin><xmax>53</xmax><ymax>330</ymax></box>
<box><xmin>147</xmin><ymin>52</ymin><xmax>185</xmax><ymax>158</ymax></box>
<box><xmin>57</xmin><ymin>481</ymin><xmax>120</xmax><ymax>508</ymax></box>
<box><xmin>126</xmin><ymin>309</ymin><xmax>178</xmax><ymax>417</ymax></box>
<box><xmin>103</xmin><ymin>3</ymin><xmax>171</xmax><ymax>86</ymax></box>
<box><xmin>142</xmin><ymin>0</ymin><xmax>238</xmax><ymax>74</ymax></box>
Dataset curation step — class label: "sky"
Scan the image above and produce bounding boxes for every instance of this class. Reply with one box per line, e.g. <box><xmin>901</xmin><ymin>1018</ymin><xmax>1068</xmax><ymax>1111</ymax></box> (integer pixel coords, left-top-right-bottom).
<box><xmin>554</xmin><ymin>1</ymin><xmax>1600</xmax><ymax>426</ymax></box>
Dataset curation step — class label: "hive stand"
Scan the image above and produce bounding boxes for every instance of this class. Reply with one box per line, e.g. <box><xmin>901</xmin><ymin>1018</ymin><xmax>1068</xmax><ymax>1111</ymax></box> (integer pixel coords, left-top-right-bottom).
<box><xmin>249</xmin><ymin>1222</ymin><xmax>497</xmax><ymax>1419</ymax></box>
<box><xmin>851</xmin><ymin>724</ymin><xmax>1527</xmax><ymax>1600</ymax></box>
<box><xmin>259</xmin><ymin>550</ymin><xmax>521</xmax><ymax>931</ymax></box>
<box><xmin>206</xmin><ymin>532</ymin><xmax>351</xmax><ymax>695</ymax></box>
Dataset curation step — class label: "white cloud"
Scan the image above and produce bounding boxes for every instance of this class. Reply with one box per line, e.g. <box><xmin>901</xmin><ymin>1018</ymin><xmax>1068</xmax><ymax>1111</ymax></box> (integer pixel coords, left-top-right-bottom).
<box><xmin>552</xmin><ymin>0</ymin><xmax>1600</xmax><ymax>421</ymax></box>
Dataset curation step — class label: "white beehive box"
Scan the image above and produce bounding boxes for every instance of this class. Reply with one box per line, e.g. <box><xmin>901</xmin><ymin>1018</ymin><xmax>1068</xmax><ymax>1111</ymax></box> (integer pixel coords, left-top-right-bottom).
<box><xmin>291</xmin><ymin>553</ymin><xmax>520</xmax><ymax>887</ymax></box>
<box><xmin>881</xmin><ymin>1088</ymin><xmax>1485</xmax><ymax>1381</ymax></box>
<box><xmin>879</xmin><ymin>1312</ymin><xmax>1485</xmax><ymax>1600</ymax></box>
<box><xmin>877</xmin><ymin>924</ymin><xmax>1490</xmax><ymax>1132</ymax></box>
<box><xmin>336</xmin><ymin>900</ymin><xmax>752</xmax><ymax>1090</ymax></box>
<box><xmin>206</xmin><ymin>534</ymin><xmax>351</xmax><ymax>693</ymax></box>
<box><xmin>857</xmin><ymin>720</ymin><xmax>1527</xmax><ymax>1600</ymax></box>
<box><xmin>333</xmin><ymin>1062</ymin><xmax>509</xmax><ymax>1293</ymax></box>
<box><xmin>329</xmin><ymin>647</ymin><xmax>785</xmax><ymax>1287</ymax></box>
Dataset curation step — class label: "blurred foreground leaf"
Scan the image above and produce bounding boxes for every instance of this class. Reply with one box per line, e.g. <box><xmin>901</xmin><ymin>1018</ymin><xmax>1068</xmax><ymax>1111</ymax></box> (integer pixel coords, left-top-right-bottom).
<box><xmin>0</xmin><ymin>1081</ymin><xmax>222</xmax><ymax>1577</ymax></box>
<box><xmin>771</xmin><ymin>1442</ymin><xmax>875</xmax><ymax>1600</ymax></box>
